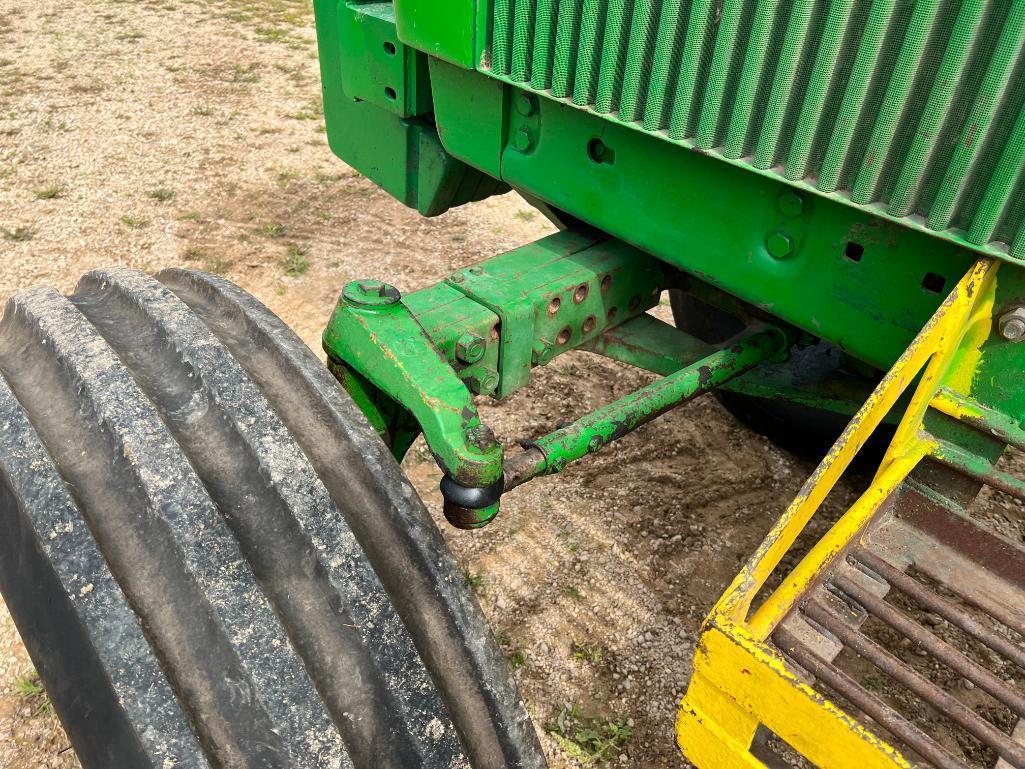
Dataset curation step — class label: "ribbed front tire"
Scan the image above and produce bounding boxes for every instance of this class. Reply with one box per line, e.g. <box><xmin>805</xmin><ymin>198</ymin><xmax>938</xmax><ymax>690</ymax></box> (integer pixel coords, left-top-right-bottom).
<box><xmin>0</xmin><ymin>268</ymin><xmax>545</xmax><ymax>769</ymax></box>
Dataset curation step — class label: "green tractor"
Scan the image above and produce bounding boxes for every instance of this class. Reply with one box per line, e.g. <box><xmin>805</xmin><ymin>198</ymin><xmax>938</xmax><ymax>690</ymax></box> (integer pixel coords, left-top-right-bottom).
<box><xmin>2</xmin><ymin>1</ymin><xmax>1025</xmax><ymax>767</ymax></box>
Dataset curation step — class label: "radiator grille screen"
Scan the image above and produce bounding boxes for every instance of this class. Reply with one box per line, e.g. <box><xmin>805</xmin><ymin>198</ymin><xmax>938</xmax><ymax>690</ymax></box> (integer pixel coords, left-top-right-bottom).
<box><xmin>484</xmin><ymin>0</ymin><xmax>1025</xmax><ymax>258</ymax></box>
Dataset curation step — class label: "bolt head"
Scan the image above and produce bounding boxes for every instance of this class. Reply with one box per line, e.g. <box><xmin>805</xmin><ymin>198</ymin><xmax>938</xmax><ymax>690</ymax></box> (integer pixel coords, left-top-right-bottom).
<box><xmin>455</xmin><ymin>332</ymin><xmax>486</xmax><ymax>364</ymax></box>
<box><xmin>766</xmin><ymin>231</ymin><xmax>793</xmax><ymax>259</ymax></box>
<box><xmin>342</xmin><ymin>279</ymin><xmax>401</xmax><ymax>309</ymax></box>
<box><xmin>778</xmin><ymin>192</ymin><xmax>804</xmax><ymax>217</ymax></box>
<box><xmin>513</xmin><ymin>127</ymin><xmax>533</xmax><ymax>152</ymax></box>
<box><xmin>465</xmin><ymin>423</ymin><xmax>497</xmax><ymax>450</ymax></box>
<box><xmin>466</xmin><ymin>368</ymin><xmax>499</xmax><ymax>395</ymax></box>
<box><xmin>999</xmin><ymin>307</ymin><xmax>1025</xmax><ymax>341</ymax></box>
<box><xmin>515</xmin><ymin>93</ymin><xmax>536</xmax><ymax>116</ymax></box>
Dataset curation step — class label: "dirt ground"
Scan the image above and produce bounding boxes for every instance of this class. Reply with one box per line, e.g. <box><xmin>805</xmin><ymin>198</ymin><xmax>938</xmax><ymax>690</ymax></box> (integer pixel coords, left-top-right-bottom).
<box><xmin>1</xmin><ymin>2</ymin><xmax>1021</xmax><ymax>768</ymax></box>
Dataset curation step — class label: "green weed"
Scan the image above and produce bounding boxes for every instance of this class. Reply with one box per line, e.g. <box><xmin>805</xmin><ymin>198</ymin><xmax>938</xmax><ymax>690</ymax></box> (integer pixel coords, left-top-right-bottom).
<box><xmin>547</xmin><ymin>705</ymin><xmax>632</xmax><ymax>764</ymax></box>
<box><xmin>34</xmin><ymin>184</ymin><xmax>64</xmax><ymax>200</ymax></box>
<box><xmin>281</xmin><ymin>244</ymin><xmax>309</xmax><ymax>277</ymax></box>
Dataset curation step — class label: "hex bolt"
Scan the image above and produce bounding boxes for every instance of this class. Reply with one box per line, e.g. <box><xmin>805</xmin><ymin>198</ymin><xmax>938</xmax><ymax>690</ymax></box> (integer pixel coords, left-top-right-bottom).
<box><xmin>455</xmin><ymin>332</ymin><xmax>486</xmax><ymax>364</ymax></box>
<box><xmin>342</xmin><ymin>279</ymin><xmax>401</xmax><ymax>309</ymax></box>
<box><xmin>515</xmin><ymin>93</ymin><xmax>536</xmax><ymax>117</ymax></box>
<box><xmin>766</xmin><ymin>231</ymin><xmax>793</xmax><ymax>259</ymax></box>
<box><xmin>467</xmin><ymin>368</ymin><xmax>499</xmax><ymax>394</ymax></box>
<box><xmin>999</xmin><ymin>307</ymin><xmax>1025</xmax><ymax>342</ymax></box>
<box><xmin>778</xmin><ymin>192</ymin><xmax>804</xmax><ymax>217</ymax></box>
<box><xmin>465</xmin><ymin>423</ymin><xmax>497</xmax><ymax>450</ymax></box>
<box><xmin>513</xmin><ymin>127</ymin><xmax>534</xmax><ymax>152</ymax></box>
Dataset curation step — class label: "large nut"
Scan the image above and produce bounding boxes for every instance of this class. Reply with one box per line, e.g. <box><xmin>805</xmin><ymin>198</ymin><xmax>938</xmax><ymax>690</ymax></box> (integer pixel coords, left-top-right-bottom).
<box><xmin>999</xmin><ymin>307</ymin><xmax>1025</xmax><ymax>342</ymax></box>
<box><xmin>341</xmin><ymin>279</ymin><xmax>401</xmax><ymax>309</ymax></box>
<box><xmin>466</xmin><ymin>368</ymin><xmax>499</xmax><ymax>395</ymax></box>
<box><xmin>455</xmin><ymin>332</ymin><xmax>486</xmax><ymax>364</ymax></box>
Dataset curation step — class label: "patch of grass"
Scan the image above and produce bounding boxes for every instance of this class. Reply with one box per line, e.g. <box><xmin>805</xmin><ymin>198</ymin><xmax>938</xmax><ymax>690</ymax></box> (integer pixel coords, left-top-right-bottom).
<box><xmin>204</xmin><ymin>256</ymin><xmax>230</xmax><ymax>275</ymax></box>
<box><xmin>13</xmin><ymin>671</ymin><xmax>52</xmax><ymax>716</ymax></box>
<box><xmin>34</xmin><ymin>183</ymin><xmax>64</xmax><ymax>200</ymax></box>
<box><xmin>280</xmin><ymin>245</ymin><xmax>309</xmax><ymax>277</ymax></box>
<box><xmin>261</xmin><ymin>221</ymin><xmax>286</xmax><ymax>238</ymax></box>
<box><xmin>464</xmin><ymin>569</ymin><xmax>485</xmax><ymax>593</ymax></box>
<box><xmin>497</xmin><ymin>633</ymin><xmax>526</xmax><ymax>669</ymax></box>
<box><xmin>148</xmin><ymin>187</ymin><xmax>175</xmax><ymax>203</ymax></box>
<box><xmin>255</xmin><ymin>25</ymin><xmax>290</xmax><ymax>43</ymax></box>
<box><xmin>227</xmin><ymin>63</ymin><xmax>260</xmax><ymax>83</ymax></box>
<box><xmin>120</xmin><ymin>215</ymin><xmax>150</xmax><ymax>229</ymax></box>
<box><xmin>193</xmin><ymin>104</ymin><xmax>214</xmax><ymax>117</ymax></box>
<box><xmin>69</xmin><ymin>78</ymin><xmax>105</xmax><ymax>94</ymax></box>
<box><xmin>287</xmin><ymin>101</ymin><xmax>323</xmax><ymax>121</ymax></box>
<box><xmin>547</xmin><ymin>705</ymin><xmax>632</xmax><ymax>764</ymax></box>
<box><xmin>1</xmin><ymin>225</ymin><xmax>34</xmax><ymax>242</ymax></box>
<box><xmin>314</xmin><ymin>169</ymin><xmax>340</xmax><ymax>186</ymax></box>
<box><xmin>276</xmin><ymin>169</ymin><xmax>301</xmax><ymax>189</ymax></box>
<box><xmin>571</xmin><ymin>641</ymin><xmax>603</xmax><ymax>666</ymax></box>
<box><xmin>183</xmin><ymin>245</ymin><xmax>204</xmax><ymax>261</ymax></box>
<box><xmin>13</xmin><ymin>671</ymin><xmax>44</xmax><ymax>698</ymax></box>
<box><xmin>564</xmin><ymin>585</ymin><xmax>583</xmax><ymax>601</ymax></box>
<box><xmin>862</xmin><ymin>674</ymin><xmax>884</xmax><ymax>692</ymax></box>
<box><xmin>514</xmin><ymin>209</ymin><xmax>537</xmax><ymax>221</ymax></box>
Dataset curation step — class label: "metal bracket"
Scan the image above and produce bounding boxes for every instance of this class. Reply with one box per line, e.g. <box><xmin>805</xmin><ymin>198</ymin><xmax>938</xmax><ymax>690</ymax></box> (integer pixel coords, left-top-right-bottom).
<box><xmin>323</xmin><ymin>231</ymin><xmax>791</xmax><ymax>528</ymax></box>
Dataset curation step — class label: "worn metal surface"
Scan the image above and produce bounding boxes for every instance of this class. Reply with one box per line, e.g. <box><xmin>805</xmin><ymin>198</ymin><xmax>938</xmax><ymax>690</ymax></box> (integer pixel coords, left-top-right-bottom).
<box><xmin>678</xmin><ymin>257</ymin><xmax>1025</xmax><ymax>767</ymax></box>
<box><xmin>325</xmin><ymin>230</ymin><xmax>791</xmax><ymax>525</ymax></box>
<box><xmin>503</xmin><ymin>328</ymin><xmax>783</xmax><ymax>489</ymax></box>
<box><xmin>323</xmin><ymin>232</ymin><xmax>670</xmax><ymax>524</ymax></box>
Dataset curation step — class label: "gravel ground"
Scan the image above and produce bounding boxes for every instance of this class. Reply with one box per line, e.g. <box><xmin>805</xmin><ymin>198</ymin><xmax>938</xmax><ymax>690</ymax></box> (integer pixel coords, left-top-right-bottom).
<box><xmin>1</xmin><ymin>1</ymin><xmax>1022</xmax><ymax>768</ymax></box>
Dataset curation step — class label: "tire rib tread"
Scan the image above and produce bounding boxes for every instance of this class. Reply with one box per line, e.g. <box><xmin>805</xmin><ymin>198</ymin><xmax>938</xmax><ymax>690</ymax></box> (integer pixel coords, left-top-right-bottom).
<box><xmin>73</xmin><ymin>268</ymin><xmax>457</xmax><ymax>769</ymax></box>
<box><xmin>0</xmin><ymin>287</ymin><xmax>344</xmax><ymax>769</ymax></box>
<box><xmin>0</xmin><ymin>372</ymin><xmax>210</xmax><ymax>769</ymax></box>
<box><xmin>160</xmin><ymin>269</ymin><xmax>545</xmax><ymax>769</ymax></box>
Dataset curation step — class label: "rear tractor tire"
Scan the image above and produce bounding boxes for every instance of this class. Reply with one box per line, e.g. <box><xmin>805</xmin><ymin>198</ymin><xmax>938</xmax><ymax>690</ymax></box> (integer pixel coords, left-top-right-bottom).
<box><xmin>0</xmin><ymin>268</ymin><xmax>545</xmax><ymax>769</ymax></box>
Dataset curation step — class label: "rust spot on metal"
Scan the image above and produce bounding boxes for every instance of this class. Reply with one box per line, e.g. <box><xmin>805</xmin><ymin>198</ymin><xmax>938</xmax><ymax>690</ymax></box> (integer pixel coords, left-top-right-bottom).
<box><xmin>964</xmin><ymin>121</ymin><xmax>979</xmax><ymax>148</ymax></box>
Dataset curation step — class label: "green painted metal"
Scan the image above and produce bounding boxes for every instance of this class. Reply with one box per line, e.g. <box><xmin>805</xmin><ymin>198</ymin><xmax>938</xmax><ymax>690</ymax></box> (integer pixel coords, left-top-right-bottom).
<box><xmin>425</xmin><ymin>61</ymin><xmax>976</xmax><ymax>370</ymax></box>
<box><xmin>322</xmin><ymin>232</ymin><xmax>666</xmax><ymax>513</ymax></box>
<box><xmin>441</xmin><ymin>231</ymin><xmax>665</xmax><ymax>396</ymax></box>
<box><xmin>392</xmin><ymin>0</ymin><xmax>477</xmax><ymax>68</ymax></box>
<box><xmin>313</xmin><ymin>0</ymin><xmax>504</xmax><ymax>216</ymax></box>
<box><xmin>586</xmin><ymin>314</ymin><xmax>897</xmax><ymax>419</ymax></box>
<box><xmin>312</xmin><ymin>0</ymin><xmax>1025</xmax><ymax>536</ymax></box>
<box><xmin>323</xmin><ymin>278</ymin><xmax>504</xmax><ymax>491</ymax></box>
<box><xmin>479</xmin><ymin>0</ymin><xmax>1025</xmax><ymax>262</ymax></box>
<box><xmin>504</xmin><ymin>328</ymin><xmax>785</xmax><ymax>488</ymax></box>
<box><xmin>336</xmin><ymin>3</ymin><xmax>431</xmax><ymax>118</ymax></box>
